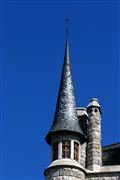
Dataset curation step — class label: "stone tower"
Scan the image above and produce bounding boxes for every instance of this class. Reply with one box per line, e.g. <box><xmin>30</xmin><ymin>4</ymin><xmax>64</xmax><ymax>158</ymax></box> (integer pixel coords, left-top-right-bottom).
<box><xmin>86</xmin><ymin>98</ymin><xmax>102</xmax><ymax>171</ymax></box>
<box><xmin>44</xmin><ymin>31</ymin><xmax>120</xmax><ymax>179</ymax></box>
<box><xmin>44</xmin><ymin>32</ymin><xmax>86</xmax><ymax>180</ymax></box>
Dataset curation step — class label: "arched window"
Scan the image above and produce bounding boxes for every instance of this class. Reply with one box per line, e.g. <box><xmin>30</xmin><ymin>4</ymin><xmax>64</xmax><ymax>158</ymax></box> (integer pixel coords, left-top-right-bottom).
<box><xmin>62</xmin><ymin>140</ymin><xmax>70</xmax><ymax>158</ymax></box>
<box><xmin>53</xmin><ymin>142</ymin><xmax>58</xmax><ymax>160</ymax></box>
<box><xmin>74</xmin><ymin>142</ymin><xmax>79</xmax><ymax>161</ymax></box>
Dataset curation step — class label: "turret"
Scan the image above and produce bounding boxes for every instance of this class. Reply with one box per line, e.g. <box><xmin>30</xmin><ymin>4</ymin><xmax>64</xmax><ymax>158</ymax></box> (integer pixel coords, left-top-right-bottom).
<box><xmin>44</xmin><ymin>30</ymin><xmax>86</xmax><ymax>180</ymax></box>
<box><xmin>86</xmin><ymin>98</ymin><xmax>102</xmax><ymax>171</ymax></box>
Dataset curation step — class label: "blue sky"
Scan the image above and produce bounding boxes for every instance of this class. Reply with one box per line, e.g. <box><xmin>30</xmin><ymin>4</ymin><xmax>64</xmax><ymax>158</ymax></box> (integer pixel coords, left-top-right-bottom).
<box><xmin>1</xmin><ymin>1</ymin><xmax>120</xmax><ymax>179</ymax></box>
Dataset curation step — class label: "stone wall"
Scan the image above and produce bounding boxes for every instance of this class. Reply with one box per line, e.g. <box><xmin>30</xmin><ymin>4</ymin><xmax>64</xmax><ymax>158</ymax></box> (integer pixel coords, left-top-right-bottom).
<box><xmin>80</xmin><ymin>142</ymin><xmax>87</xmax><ymax>168</ymax></box>
<box><xmin>45</xmin><ymin>167</ymin><xmax>120</xmax><ymax>180</ymax></box>
<box><xmin>45</xmin><ymin>167</ymin><xmax>85</xmax><ymax>180</ymax></box>
<box><xmin>86</xmin><ymin>172</ymin><xmax>120</xmax><ymax>180</ymax></box>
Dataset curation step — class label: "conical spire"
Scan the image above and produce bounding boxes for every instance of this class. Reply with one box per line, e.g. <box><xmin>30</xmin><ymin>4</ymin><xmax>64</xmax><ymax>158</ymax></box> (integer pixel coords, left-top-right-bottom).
<box><xmin>46</xmin><ymin>31</ymin><xmax>85</xmax><ymax>144</ymax></box>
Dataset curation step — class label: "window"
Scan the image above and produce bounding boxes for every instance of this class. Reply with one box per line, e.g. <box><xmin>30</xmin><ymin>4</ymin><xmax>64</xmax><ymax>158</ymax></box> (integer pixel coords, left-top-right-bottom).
<box><xmin>53</xmin><ymin>142</ymin><xmax>58</xmax><ymax>160</ymax></box>
<box><xmin>62</xmin><ymin>140</ymin><xmax>70</xmax><ymax>158</ymax></box>
<box><xmin>94</xmin><ymin>108</ymin><xmax>98</xmax><ymax>113</ymax></box>
<box><xmin>74</xmin><ymin>142</ymin><xmax>79</xmax><ymax>161</ymax></box>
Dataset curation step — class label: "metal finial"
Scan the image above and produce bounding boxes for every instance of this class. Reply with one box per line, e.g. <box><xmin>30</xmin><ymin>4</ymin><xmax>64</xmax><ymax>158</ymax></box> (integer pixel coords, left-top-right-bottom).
<box><xmin>65</xmin><ymin>18</ymin><xmax>70</xmax><ymax>37</ymax></box>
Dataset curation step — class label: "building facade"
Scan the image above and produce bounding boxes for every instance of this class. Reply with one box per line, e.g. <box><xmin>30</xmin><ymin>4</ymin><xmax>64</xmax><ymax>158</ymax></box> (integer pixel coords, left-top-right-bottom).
<box><xmin>44</xmin><ymin>33</ymin><xmax>120</xmax><ymax>180</ymax></box>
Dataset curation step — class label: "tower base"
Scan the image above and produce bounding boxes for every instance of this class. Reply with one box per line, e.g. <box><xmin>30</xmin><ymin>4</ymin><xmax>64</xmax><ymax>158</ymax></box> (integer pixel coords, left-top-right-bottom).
<box><xmin>44</xmin><ymin>159</ymin><xmax>85</xmax><ymax>180</ymax></box>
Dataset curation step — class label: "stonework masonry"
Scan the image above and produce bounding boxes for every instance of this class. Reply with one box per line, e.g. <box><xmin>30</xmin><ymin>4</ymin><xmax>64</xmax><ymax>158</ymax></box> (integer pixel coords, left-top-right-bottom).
<box><xmin>80</xmin><ymin>142</ymin><xmax>87</xmax><ymax>168</ymax></box>
<box><xmin>45</xmin><ymin>167</ymin><xmax>85</xmax><ymax>180</ymax></box>
<box><xmin>86</xmin><ymin>171</ymin><xmax>120</xmax><ymax>180</ymax></box>
<box><xmin>87</xmin><ymin>105</ymin><xmax>102</xmax><ymax>171</ymax></box>
<box><xmin>45</xmin><ymin>163</ymin><xmax>120</xmax><ymax>180</ymax></box>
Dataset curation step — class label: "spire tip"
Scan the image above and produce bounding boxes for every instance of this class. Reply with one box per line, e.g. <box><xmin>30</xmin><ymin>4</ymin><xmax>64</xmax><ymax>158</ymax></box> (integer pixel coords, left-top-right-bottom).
<box><xmin>65</xmin><ymin>18</ymin><xmax>70</xmax><ymax>37</ymax></box>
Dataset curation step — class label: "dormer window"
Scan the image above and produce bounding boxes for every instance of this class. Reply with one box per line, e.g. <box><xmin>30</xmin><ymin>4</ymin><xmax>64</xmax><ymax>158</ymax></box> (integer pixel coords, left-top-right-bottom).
<box><xmin>74</xmin><ymin>142</ymin><xmax>79</xmax><ymax>161</ymax></box>
<box><xmin>53</xmin><ymin>142</ymin><xmax>58</xmax><ymax>160</ymax></box>
<box><xmin>62</xmin><ymin>140</ymin><xmax>70</xmax><ymax>158</ymax></box>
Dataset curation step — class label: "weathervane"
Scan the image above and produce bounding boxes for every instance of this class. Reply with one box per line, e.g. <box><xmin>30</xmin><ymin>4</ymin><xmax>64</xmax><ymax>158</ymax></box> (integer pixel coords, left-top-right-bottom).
<box><xmin>65</xmin><ymin>18</ymin><xmax>70</xmax><ymax>36</ymax></box>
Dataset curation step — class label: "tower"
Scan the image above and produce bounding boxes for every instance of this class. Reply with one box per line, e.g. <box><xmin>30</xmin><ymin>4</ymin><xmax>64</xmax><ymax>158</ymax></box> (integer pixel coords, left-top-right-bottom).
<box><xmin>86</xmin><ymin>98</ymin><xmax>102</xmax><ymax>171</ymax></box>
<box><xmin>44</xmin><ymin>27</ymin><xmax>120</xmax><ymax>180</ymax></box>
<box><xmin>44</xmin><ymin>31</ymin><xmax>86</xmax><ymax>179</ymax></box>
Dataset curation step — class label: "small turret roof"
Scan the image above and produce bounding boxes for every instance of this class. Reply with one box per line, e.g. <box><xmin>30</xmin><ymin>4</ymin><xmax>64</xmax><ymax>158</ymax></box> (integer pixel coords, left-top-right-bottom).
<box><xmin>86</xmin><ymin>98</ymin><xmax>102</xmax><ymax>114</ymax></box>
<box><xmin>46</xmin><ymin>33</ymin><xmax>85</xmax><ymax>145</ymax></box>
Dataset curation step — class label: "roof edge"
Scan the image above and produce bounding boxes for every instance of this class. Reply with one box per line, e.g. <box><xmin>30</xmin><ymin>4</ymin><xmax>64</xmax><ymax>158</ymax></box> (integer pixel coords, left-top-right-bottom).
<box><xmin>102</xmin><ymin>142</ymin><xmax>120</xmax><ymax>151</ymax></box>
<box><xmin>46</xmin><ymin>129</ymin><xmax>86</xmax><ymax>145</ymax></box>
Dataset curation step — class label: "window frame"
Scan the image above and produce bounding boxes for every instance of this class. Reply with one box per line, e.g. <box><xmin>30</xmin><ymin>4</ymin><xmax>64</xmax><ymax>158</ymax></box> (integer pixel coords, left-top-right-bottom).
<box><xmin>62</xmin><ymin>140</ymin><xmax>70</xmax><ymax>158</ymax></box>
<box><xmin>74</xmin><ymin>141</ymin><xmax>79</xmax><ymax>161</ymax></box>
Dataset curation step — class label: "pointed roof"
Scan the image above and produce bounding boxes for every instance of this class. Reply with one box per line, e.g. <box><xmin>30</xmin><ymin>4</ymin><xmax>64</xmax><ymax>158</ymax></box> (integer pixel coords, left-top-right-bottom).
<box><xmin>46</xmin><ymin>33</ymin><xmax>85</xmax><ymax>145</ymax></box>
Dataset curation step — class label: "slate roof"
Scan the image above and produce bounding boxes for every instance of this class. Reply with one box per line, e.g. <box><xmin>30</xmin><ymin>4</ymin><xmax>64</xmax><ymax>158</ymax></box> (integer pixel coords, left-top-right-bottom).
<box><xmin>46</xmin><ymin>35</ymin><xmax>85</xmax><ymax>145</ymax></box>
<box><xmin>102</xmin><ymin>142</ymin><xmax>120</xmax><ymax>166</ymax></box>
